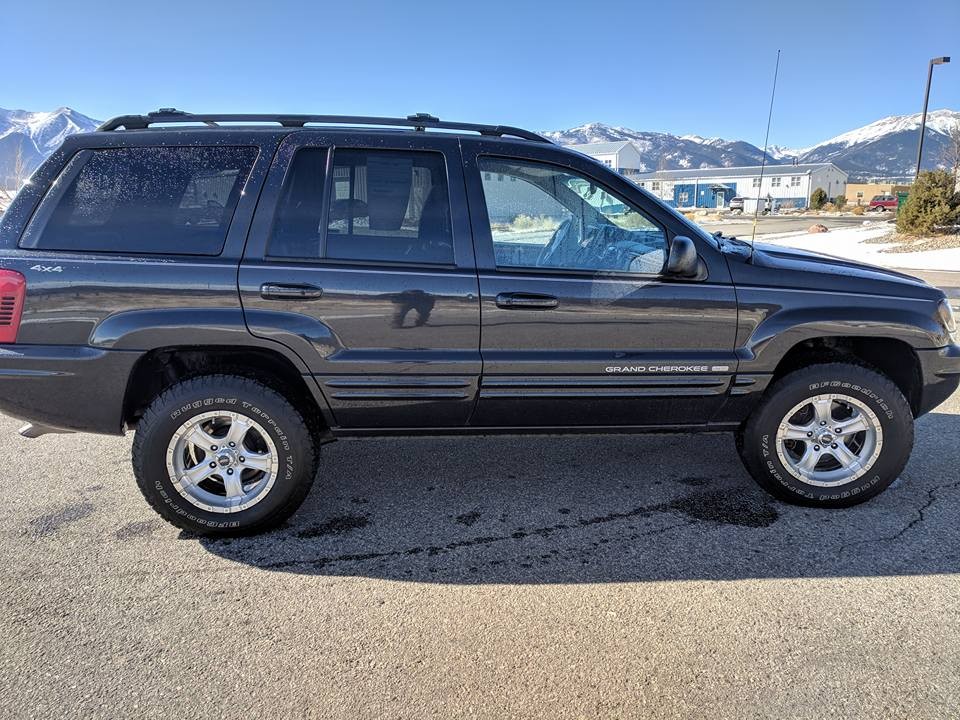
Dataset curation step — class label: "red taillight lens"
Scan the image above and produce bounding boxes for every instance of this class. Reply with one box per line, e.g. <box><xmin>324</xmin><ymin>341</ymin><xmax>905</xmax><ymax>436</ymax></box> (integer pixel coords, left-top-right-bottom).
<box><xmin>0</xmin><ymin>270</ymin><xmax>26</xmax><ymax>344</ymax></box>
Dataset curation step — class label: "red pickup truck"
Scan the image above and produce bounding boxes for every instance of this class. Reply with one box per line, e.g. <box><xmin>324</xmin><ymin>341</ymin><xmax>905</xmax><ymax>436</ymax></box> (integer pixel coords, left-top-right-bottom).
<box><xmin>869</xmin><ymin>194</ymin><xmax>899</xmax><ymax>212</ymax></box>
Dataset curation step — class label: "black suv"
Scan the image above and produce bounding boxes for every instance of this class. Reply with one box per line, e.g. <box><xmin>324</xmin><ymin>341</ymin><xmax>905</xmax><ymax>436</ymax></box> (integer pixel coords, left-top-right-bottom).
<box><xmin>1</xmin><ymin>110</ymin><xmax>958</xmax><ymax>535</ymax></box>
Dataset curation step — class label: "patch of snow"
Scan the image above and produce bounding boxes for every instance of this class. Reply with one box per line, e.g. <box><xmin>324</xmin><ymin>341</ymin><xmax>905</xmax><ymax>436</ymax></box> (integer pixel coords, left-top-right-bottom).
<box><xmin>755</xmin><ymin>223</ymin><xmax>960</xmax><ymax>271</ymax></box>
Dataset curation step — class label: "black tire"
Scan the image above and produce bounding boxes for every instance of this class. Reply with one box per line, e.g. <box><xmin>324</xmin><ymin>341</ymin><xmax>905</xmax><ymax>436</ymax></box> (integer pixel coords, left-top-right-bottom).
<box><xmin>132</xmin><ymin>375</ymin><xmax>317</xmax><ymax>535</ymax></box>
<box><xmin>738</xmin><ymin>363</ymin><xmax>914</xmax><ymax>507</ymax></box>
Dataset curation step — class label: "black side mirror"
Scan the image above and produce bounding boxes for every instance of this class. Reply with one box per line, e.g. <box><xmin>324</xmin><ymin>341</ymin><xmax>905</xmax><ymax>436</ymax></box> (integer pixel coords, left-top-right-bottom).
<box><xmin>665</xmin><ymin>235</ymin><xmax>699</xmax><ymax>277</ymax></box>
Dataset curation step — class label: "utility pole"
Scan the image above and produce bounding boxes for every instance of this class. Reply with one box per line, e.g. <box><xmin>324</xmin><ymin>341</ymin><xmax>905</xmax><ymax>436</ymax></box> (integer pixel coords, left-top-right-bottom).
<box><xmin>915</xmin><ymin>56</ymin><xmax>951</xmax><ymax>180</ymax></box>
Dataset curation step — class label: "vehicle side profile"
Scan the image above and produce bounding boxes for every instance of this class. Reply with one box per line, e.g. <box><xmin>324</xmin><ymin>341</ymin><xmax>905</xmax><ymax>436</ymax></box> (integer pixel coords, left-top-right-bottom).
<box><xmin>869</xmin><ymin>194</ymin><xmax>899</xmax><ymax>211</ymax></box>
<box><xmin>0</xmin><ymin>110</ymin><xmax>957</xmax><ymax>535</ymax></box>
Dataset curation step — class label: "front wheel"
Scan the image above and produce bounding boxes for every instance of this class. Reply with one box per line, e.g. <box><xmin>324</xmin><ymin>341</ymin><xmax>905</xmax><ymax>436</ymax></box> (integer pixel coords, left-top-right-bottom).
<box><xmin>738</xmin><ymin>363</ymin><xmax>914</xmax><ymax>507</ymax></box>
<box><xmin>132</xmin><ymin>375</ymin><xmax>317</xmax><ymax>535</ymax></box>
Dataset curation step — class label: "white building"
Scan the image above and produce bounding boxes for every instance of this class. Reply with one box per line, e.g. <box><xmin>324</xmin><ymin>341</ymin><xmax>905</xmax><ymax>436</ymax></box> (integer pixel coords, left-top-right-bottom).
<box><xmin>568</xmin><ymin>141</ymin><xmax>644</xmax><ymax>177</ymax></box>
<box><xmin>634</xmin><ymin>163</ymin><xmax>848</xmax><ymax>211</ymax></box>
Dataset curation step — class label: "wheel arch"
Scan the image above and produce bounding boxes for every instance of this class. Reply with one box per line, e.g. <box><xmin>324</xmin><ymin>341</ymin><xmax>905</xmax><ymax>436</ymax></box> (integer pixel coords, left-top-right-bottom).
<box><xmin>122</xmin><ymin>345</ymin><xmax>333</xmax><ymax>435</ymax></box>
<box><xmin>770</xmin><ymin>336</ymin><xmax>923</xmax><ymax>415</ymax></box>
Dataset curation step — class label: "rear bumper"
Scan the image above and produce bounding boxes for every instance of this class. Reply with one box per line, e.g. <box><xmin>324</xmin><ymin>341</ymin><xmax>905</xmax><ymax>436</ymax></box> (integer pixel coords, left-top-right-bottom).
<box><xmin>917</xmin><ymin>343</ymin><xmax>960</xmax><ymax>416</ymax></box>
<box><xmin>0</xmin><ymin>345</ymin><xmax>141</xmax><ymax>435</ymax></box>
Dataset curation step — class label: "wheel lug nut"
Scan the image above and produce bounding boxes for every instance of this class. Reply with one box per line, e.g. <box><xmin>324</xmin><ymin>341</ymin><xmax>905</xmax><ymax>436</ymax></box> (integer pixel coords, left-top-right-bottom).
<box><xmin>227</xmin><ymin>469</ymin><xmax>234</xmax><ymax>475</ymax></box>
<box><xmin>832</xmin><ymin>443</ymin><xmax>838</xmax><ymax>449</ymax></box>
<box><xmin>806</xmin><ymin>431</ymin><xmax>813</xmax><ymax>437</ymax></box>
<box><xmin>835</xmin><ymin>428</ymin><xmax>842</xmax><ymax>433</ymax></box>
<box><xmin>239</xmin><ymin>456</ymin><xmax>245</xmax><ymax>463</ymax></box>
<box><xmin>814</xmin><ymin>445</ymin><xmax>821</xmax><ymax>451</ymax></box>
<box><xmin>819</xmin><ymin>421</ymin><xmax>826</xmax><ymax>426</ymax></box>
<box><xmin>210</xmin><ymin>445</ymin><xmax>218</xmax><ymax>451</ymax></box>
<box><xmin>209</xmin><ymin>462</ymin><xmax>216</xmax><ymax>468</ymax></box>
<box><xmin>229</xmin><ymin>442</ymin><xmax>236</xmax><ymax>448</ymax></box>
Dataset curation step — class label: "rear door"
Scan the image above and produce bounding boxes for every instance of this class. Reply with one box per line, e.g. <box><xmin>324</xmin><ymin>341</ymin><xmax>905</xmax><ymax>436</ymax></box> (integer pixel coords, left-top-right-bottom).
<box><xmin>461</xmin><ymin>138</ymin><xmax>739</xmax><ymax>428</ymax></box>
<box><xmin>239</xmin><ymin>131</ymin><xmax>480</xmax><ymax>428</ymax></box>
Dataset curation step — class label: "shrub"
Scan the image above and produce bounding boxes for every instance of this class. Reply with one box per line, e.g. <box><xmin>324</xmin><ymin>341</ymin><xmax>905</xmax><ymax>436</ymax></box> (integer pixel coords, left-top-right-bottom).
<box><xmin>851</xmin><ymin>205</ymin><xmax>865</xmax><ymax>216</ymax></box>
<box><xmin>508</xmin><ymin>214</ymin><xmax>560</xmax><ymax>232</ymax></box>
<box><xmin>822</xmin><ymin>202</ymin><xmax>837</xmax><ymax>212</ymax></box>
<box><xmin>834</xmin><ymin>195</ymin><xmax>846</xmax><ymax>210</ymax></box>
<box><xmin>810</xmin><ymin>188</ymin><xmax>828</xmax><ymax>210</ymax></box>
<box><xmin>896</xmin><ymin>170</ymin><xmax>960</xmax><ymax>235</ymax></box>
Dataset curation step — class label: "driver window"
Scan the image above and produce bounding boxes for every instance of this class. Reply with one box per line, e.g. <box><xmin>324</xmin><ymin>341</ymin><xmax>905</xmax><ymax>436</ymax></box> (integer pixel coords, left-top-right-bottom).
<box><xmin>479</xmin><ymin>157</ymin><xmax>666</xmax><ymax>274</ymax></box>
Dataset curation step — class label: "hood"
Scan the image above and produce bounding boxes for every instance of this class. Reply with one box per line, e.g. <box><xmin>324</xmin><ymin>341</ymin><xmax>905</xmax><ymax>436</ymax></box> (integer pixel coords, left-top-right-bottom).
<box><xmin>725</xmin><ymin>240</ymin><xmax>941</xmax><ymax>300</ymax></box>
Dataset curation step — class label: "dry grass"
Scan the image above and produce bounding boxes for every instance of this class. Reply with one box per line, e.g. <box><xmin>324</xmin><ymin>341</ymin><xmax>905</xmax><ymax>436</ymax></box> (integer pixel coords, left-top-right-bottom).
<box><xmin>880</xmin><ymin>233</ymin><xmax>960</xmax><ymax>253</ymax></box>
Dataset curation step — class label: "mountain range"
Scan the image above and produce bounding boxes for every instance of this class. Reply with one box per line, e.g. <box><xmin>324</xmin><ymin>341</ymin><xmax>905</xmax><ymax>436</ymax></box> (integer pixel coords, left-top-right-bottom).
<box><xmin>1</xmin><ymin>107</ymin><xmax>958</xmax><ymax>190</ymax></box>
<box><xmin>546</xmin><ymin>109</ymin><xmax>959</xmax><ymax>180</ymax></box>
<box><xmin>0</xmin><ymin>107</ymin><xmax>99</xmax><ymax>189</ymax></box>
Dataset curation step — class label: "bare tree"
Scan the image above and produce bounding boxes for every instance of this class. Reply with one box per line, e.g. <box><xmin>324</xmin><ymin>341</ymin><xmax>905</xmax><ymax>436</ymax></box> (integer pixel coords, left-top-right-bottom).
<box><xmin>0</xmin><ymin>144</ymin><xmax>28</xmax><ymax>213</ymax></box>
<box><xmin>939</xmin><ymin>120</ymin><xmax>960</xmax><ymax>185</ymax></box>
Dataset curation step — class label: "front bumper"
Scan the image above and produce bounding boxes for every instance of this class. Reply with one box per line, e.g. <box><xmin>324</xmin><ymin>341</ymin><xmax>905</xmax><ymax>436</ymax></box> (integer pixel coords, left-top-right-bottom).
<box><xmin>0</xmin><ymin>345</ymin><xmax>141</xmax><ymax>435</ymax></box>
<box><xmin>916</xmin><ymin>343</ymin><xmax>960</xmax><ymax>416</ymax></box>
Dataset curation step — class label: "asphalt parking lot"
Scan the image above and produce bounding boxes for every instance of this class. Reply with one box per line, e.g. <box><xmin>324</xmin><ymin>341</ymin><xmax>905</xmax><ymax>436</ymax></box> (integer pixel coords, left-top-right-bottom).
<box><xmin>699</xmin><ymin>213</ymin><xmax>888</xmax><ymax>236</ymax></box>
<box><xmin>3</xmin><ymin>389</ymin><xmax>960</xmax><ymax>719</ymax></box>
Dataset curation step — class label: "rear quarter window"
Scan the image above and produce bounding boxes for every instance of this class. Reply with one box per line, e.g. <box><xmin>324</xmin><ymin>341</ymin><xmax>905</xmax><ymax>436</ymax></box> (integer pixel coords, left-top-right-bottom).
<box><xmin>20</xmin><ymin>145</ymin><xmax>258</xmax><ymax>255</ymax></box>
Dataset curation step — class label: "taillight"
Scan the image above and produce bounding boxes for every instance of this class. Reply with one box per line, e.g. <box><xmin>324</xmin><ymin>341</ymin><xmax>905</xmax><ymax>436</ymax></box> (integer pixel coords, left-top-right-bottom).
<box><xmin>0</xmin><ymin>270</ymin><xmax>26</xmax><ymax>344</ymax></box>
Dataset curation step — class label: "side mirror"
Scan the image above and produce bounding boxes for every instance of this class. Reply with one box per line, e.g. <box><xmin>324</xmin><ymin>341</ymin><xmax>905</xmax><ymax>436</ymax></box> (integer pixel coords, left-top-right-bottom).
<box><xmin>664</xmin><ymin>235</ymin><xmax>699</xmax><ymax>277</ymax></box>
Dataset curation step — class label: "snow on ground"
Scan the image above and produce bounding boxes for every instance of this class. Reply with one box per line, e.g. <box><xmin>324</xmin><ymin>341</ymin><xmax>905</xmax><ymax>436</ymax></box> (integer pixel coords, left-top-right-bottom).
<box><xmin>753</xmin><ymin>223</ymin><xmax>960</xmax><ymax>272</ymax></box>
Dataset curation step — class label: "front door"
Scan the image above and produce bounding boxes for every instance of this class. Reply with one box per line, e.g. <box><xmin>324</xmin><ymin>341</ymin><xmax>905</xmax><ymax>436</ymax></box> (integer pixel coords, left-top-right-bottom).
<box><xmin>239</xmin><ymin>132</ymin><xmax>480</xmax><ymax>428</ymax></box>
<box><xmin>461</xmin><ymin>139</ymin><xmax>739</xmax><ymax>428</ymax></box>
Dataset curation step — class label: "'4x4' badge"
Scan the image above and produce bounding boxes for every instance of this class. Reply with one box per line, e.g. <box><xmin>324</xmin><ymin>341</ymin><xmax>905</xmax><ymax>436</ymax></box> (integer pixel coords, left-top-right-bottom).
<box><xmin>29</xmin><ymin>265</ymin><xmax>63</xmax><ymax>273</ymax></box>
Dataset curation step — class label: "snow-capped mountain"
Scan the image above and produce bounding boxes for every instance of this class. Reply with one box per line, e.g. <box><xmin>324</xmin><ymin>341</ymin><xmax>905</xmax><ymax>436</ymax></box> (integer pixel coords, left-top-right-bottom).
<box><xmin>1</xmin><ymin>107</ymin><xmax>958</xmax><ymax>191</ymax></box>
<box><xmin>546</xmin><ymin>110</ymin><xmax>959</xmax><ymax>180</ymax></box>
<box><xmin>543</xmin><ymin>122</ymin><xmax>773</xmax><ymax>171</ymax></box>
<box><xmin>0</xmin><ymin>107</ymin><xmax>100</xmax><ymax>189</ymax></box>
<box><xmin>791</xmin><ymin>109</ymin><xmax>960</xmax><ymax>180</ymax></box>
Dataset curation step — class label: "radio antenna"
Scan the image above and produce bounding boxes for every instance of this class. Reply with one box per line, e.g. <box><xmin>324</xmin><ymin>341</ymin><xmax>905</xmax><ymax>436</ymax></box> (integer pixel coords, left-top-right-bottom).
<box><xmin>749</xmin><ymin>49</ymin><xmax>781</xmax><ymax>261</ymax></box>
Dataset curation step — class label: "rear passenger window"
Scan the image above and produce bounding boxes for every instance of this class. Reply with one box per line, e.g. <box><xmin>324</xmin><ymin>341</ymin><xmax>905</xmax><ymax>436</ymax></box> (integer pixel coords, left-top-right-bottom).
<box><xmin>269</xmin><ymin>148</ymin><xmax>453</xmax><ymax>264</ymax></box>
<box><xmin>22</xmin><ymin>146</ymin><xmax>257</xmax><ymax>255</ymax></box>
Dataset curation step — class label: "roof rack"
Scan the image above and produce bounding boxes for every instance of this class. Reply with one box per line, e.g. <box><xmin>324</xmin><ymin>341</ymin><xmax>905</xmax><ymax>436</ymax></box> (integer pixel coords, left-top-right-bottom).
<box><xmin>96</xmin><ymin>109</ymin><xmax>552</xmax><ymax>143</ymax></box>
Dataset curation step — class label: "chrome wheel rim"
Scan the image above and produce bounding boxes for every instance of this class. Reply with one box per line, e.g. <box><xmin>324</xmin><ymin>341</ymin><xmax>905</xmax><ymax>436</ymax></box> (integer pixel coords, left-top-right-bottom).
<box><xmin>775</xmin><ymin>393</ymin><xmax>883</xmax><ymax>487</ymax></box>
<box><xmin>166</xmin><ymin>411</ymin><xmax>278</xmax><ymax>513</ymax></box>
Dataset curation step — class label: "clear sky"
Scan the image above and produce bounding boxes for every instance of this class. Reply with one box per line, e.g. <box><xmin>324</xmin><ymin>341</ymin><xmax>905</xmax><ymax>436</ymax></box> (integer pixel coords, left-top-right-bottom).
<box><xmin>4</xmin><ymin>0</ymin><xmax>958</xmax><ymax>148</ymax></box>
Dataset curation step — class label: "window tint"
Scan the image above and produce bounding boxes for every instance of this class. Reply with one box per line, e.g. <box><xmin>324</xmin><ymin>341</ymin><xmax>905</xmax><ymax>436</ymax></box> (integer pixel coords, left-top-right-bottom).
<box><xmin>269</xmin><ymin>148</ymin><xmax>454</xmax><ymax>264</ymax></box>
<box><xmin>25</xmin><ymin>146</ymin><xmax>257</xmax><ymax>255</ymax></box>
<box><xmin>268</xmin><ymin>148</ymin><xmax>328</xmax><ymax>259</ymax></box>
<box><xmin>479</xmin><ymin>157</ymin><xmax>667</xmax><ymax>274</ymax></box>
<box><xmin>326</xmin><ymin>149</ymin><xmax>453</xmax><ymax>264</ymax></box>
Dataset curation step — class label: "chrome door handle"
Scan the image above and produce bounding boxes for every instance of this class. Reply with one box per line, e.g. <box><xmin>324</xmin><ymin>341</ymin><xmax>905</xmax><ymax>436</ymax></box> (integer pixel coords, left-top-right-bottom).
<box><xmin>260</xmin><ymin>283</ymin><xmax>323</xmax><ymax>300</ymax></box>
<box><xmin>495</xmin><ymin>292</ymin><xmax>559</xmax><ymax>309</ymax></box>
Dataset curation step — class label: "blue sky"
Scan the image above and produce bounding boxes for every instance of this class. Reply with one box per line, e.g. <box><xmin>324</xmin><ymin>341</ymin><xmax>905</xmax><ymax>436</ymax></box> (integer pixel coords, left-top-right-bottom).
<box><xmin>4</xmin><ymin>0</ymin><xmax>958</xmax><ymax>147</ymax></box>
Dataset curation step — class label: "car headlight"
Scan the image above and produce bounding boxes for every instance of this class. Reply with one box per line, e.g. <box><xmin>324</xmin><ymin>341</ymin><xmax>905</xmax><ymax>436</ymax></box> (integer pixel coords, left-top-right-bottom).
<box><xmin>938</xmin><ymin>299</ymin><xmax>957</xmax><ymax>340</ymax></box>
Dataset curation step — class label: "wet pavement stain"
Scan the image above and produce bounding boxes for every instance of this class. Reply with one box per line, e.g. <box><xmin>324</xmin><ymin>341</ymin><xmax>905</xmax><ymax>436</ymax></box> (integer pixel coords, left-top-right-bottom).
<box><xmin>296</xmin><ymin>514</ymin><xmax>370</xmax><ymax>539</ymax></box>
<box><xmin>212</xmin><ymin>490</ymin><xmax>781</xmax><ymax>572</ymax></box>
<box><xmin>662</xmin><ymin>490</ymin><xmax>779</xmax><ymax>528</ymax></box>
<box><xmin>29</xmin><ymin>502</ymin><xmax>96</xmax><ymax>536</ymax></box>
<box><xmin>455</xmin><ymin>510</ymin><xmax>482</xmax><ymax>527</ymax></box>
<box><xmin>678</xmin><ymin>476</ymin><xmax>713</xmax><ymax>487</ymax></box>
<box><xmin>115</xmin><ymin>519</ymin><xmax>160</xmax><ymax>540</ymax></box>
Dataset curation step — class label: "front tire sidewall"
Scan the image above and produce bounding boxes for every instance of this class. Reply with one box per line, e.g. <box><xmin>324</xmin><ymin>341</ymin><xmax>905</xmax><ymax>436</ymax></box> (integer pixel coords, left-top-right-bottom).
<box><xmin>744</xmin><ymin>368</ymin><xmax>913</xmax><ymax>506</ymax></box>
<box><xmin>136</xmin><ymin>384</ymin><xmax>311</xmax><ymax>533</ymax></box>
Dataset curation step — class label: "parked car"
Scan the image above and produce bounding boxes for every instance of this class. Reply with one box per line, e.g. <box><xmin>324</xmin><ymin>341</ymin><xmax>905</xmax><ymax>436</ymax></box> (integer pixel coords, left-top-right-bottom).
<box><xmin>869</xmin><ymin>194</ymin><xmax>899</xmax><ymax>212</ymax></box>
<box><xmin>728</xmin><ymin>197</ymin><xmax>745</xmax><ymax>212</ymax></box>
<box><xmin>0</xmin><ymin>110</ymin><xmax>957</xmax><ymax>535</ymax></box>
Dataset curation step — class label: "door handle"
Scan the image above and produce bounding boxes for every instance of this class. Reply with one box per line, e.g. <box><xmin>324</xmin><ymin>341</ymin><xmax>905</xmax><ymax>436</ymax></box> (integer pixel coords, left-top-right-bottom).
<box><xmin>495</xmin><ymin>292</ymin><xmax>559</xmax><ymax>310</ymax></box>
<box><xmin>260</xmin><ymin>283</ymin><xmax>324</xmax><ymax>300</ymax></box>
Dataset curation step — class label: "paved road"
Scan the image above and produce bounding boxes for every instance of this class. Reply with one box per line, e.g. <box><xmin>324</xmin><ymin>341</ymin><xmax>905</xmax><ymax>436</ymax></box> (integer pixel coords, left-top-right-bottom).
<box><xmin>699</xmin><ymin>213</ymin><xmax>887</xmax><ymax>237</ymax></box>
<box><xmin>3</xmin><ymin>384</ymin><xmax>960</xmax><ymax>718</ymax></box>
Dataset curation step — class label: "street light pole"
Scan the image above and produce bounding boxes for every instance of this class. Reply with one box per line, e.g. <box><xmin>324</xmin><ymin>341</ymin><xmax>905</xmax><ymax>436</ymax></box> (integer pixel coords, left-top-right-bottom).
<box><xmin>915</xmin><ymin>56</ymin><xmax>951</xmax><ymax>180</ymax></box>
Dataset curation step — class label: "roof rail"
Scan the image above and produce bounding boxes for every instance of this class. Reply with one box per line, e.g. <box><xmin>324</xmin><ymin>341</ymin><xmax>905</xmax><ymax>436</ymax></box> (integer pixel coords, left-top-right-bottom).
<box><xmin>96</xmin><ymin>109</ymin><xmax>552</xmax><ymax>143</ymax></box>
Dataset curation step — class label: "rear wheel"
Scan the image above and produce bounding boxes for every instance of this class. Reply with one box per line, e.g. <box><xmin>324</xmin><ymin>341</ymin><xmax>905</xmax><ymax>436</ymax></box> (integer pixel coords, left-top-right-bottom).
<box><xmin>132</xmin><ymin>375</ymin><xmax>317</xmax><ymax>535</ymax></box>
<box><xmin>738</xmin><ymin>363</ymin><xmax>914</xmax><ymax>507</ymax></box>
